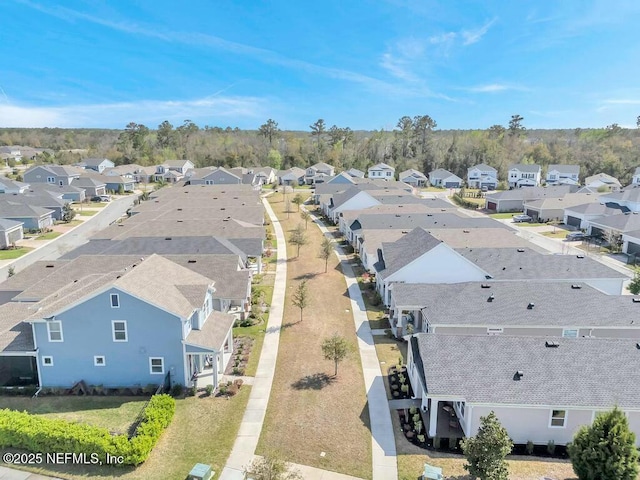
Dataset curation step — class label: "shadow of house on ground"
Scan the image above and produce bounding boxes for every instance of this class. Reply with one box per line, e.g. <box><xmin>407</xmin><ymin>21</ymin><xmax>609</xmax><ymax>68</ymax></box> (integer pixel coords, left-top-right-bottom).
<box><xmin>264</xmin><ymin>321</ymin><xmax>298</xmax><ymax>334</ymax></box>
<box><xmin>291</xmin><ymin>373</ymin><xmax>337</xmax><ymax>390</ymax></box>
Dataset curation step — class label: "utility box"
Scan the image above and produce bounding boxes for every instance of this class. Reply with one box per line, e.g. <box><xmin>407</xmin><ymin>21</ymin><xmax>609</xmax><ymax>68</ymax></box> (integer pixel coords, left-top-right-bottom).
<box><xmin>187</xmin><ymin>463</ymin><xmax>214</xmax><ymax>480</ymax></box>
<box><xmin>422</xmin><ymin>463</ymin><xmax>443</xmax><ymax>480</ymax></box>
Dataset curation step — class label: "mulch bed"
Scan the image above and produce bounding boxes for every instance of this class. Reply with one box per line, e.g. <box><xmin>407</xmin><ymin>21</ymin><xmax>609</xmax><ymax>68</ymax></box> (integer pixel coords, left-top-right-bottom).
<box><xmin>224</xmin><ymin>336</ymin><xmax>254</xmax><ymax>376</ymax></box>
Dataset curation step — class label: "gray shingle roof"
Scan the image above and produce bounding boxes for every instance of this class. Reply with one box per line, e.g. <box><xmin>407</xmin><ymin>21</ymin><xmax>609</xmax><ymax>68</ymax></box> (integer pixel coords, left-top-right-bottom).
<box><xmin>429</xmin><ymin>169</ymin><xmax>459</xmax><ymax>180</ymax></box>
<box><xmin>186</xmin><ymin>311</ymin><xmax>235</xmax><ymax>351</ymax></box>
<box><xmin>375</xmin><ymin>228</ymin><xmax>442</xmax><ymax>277</ymax></box>
<box><xmin>393</xmin><ymin>281</ymin><xmax>640</xmax><ymax>327</ymax></box>
<box><xmin>83</xmin><ymin>158</ymin><xmax>113</xmax><ymax>167</ymax></box>
<box><xmin>0</xmin><ymin>218</ymin><xmax>23</xmax><ymax>230</ymax></box>
<box><xmin>564</xmin><ymin>202</ymin><xmax>627</xmax><ymax>215</ymax></box>
<box><xmin>399</xmin><ymin>169</ymin><xmax>427</xmax><ymax>180</ymax></box>
<box><xmin>351</xmin><ymin>212</ymin><xmax>508</xmax><ymax>232</ymax></box>
<box><xmin>589</xmin><ymin>212</ymin><xmax>640</xmax><ymax>232</ymax></box>
<box><xmin>601</xmin><ymin>188</ymin><xmax>640</xmax><ymax>204</ymax></box>
<box><xmin>0</xmin><ymin>200</ymin><xmax>53</xmax><ymax>219</ymax></box>
<box><xmin>0</xmin><ymin>302</ymin><xmax>35</xmax><ymax>351</ymax></box>
<box><xmin>468</xmin><ymin>163</ymin><xmax>497</xmax><ymax>172</ymax></box>
<box><xmin>509</xmin><ymin>164</ymin><xmax>541</xmax><ymax>173</ymax></box>
<box><xmin>412</xmin><ymin>334</ymin><xmax>640</xmax><ymax>408</ymax></box>
<box><xmin>548</xmin><ymin>164</ymin><xmax>580</xmax><ymax>175</ymax></box>
<box><xmin>486</xmin><ymin>185</ymin><xmax>577</xmax><ymax>202</ymax></box>
<box><xmin>456</xmin><ymin>247</ymin><xmax>627</xmax><ymax>279</ymax></box>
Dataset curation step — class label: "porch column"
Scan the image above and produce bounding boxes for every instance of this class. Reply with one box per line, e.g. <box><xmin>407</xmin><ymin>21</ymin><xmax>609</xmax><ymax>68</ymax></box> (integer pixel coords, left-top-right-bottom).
<box><xmin>428</xmin><ymin>399</ymin><xmax>439</xmax><ymax>437</ymax></box>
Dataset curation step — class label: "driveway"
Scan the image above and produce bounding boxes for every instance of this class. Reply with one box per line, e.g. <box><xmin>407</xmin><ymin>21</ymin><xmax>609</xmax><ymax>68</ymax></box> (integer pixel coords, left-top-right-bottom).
<box><xmin>0</xmin><ymin>195</ymin><xmax>136</xmax><ymax>280</ymax></box>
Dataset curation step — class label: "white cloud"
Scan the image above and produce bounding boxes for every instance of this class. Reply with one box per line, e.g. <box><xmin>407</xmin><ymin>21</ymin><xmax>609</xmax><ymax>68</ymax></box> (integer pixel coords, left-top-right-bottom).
<box><xmin>0</xmin><ymin>95</ymin><xmax>268</xmax><ymax>128</ymax></box>
<box><xmin>429</xmin><ymin>32</ymin><xmax>457</xmax><ymax>44</ymax></box>
<box><xmin>602</xmin><ymin>99</ymin><xmax>640</xmax><ymax>105</ymax></box>
<box><xmin>465</xmin><ymin>83</ymin><xmax>529</xmax><ymax>93</ymax></box>
<box><xmin>461</xmin><ymin>18</ymin><xmax>497</xmax><ymax>45</ymax></box>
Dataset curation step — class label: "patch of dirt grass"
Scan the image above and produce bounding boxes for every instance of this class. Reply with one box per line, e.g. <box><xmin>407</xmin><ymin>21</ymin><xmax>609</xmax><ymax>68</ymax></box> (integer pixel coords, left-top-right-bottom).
<box><xmin>373</xmin><ymin>337</ymin><xmax>407</xmax><ymax>400</ymax></box>
<box><xmin>257</xmin><ymin>193</ymin><xmax>372</xmax><ymax>479</ymax></box>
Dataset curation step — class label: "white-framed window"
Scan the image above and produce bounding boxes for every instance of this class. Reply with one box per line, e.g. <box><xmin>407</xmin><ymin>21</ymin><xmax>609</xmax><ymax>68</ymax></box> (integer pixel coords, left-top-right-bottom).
<box><xmin>94</xmin><ymin>355</ymin><xmax>106</xmax><ymax>366</ymax></box>
<box><xmin>110</xmin><ymin>293</ymin><xmax>120</xmax><ymax>308</ymax></box>
<box><xmin>562</xmin><ymin>329</ymin><xmax>579</xmax><ymax>338</ymax></box>
<box><xmin>112</xmin><ymin>320</ymin><xmax>127</xmax><ymax>342</ymax></box>
<box><xmin>487</xmin><ymin>327</ymin><xmax>504</xmax><ymax>335</ymax></box>
<box><xmin>47</xmin><ymin>321</ymin><xmax>63</xmax><ymax>342</ymax></box>
<box><xmin>149</xmin><ymin>357</ymin><xmax>164</xmax><ymax>374</ymax></box>
<box><xmin>42</xmin><ymin>356</ymin><xmax>54</xmax><ymax>366</ymax></box>
<box><xmin>46</xmin><ymin>176</ymin><xmax>55</xmax><ymax>183</ymax></box>
<box><xmin>550</xmin><ymin>409</ymin><xmax>567</xmax><ymax>428</ymax></box>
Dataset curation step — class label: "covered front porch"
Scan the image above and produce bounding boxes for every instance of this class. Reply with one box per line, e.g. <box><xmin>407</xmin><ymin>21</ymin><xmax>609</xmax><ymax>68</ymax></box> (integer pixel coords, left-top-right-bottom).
<box><xmin>389</xmin><ymin>306</ymin><xmax>424</xmax><ymax>338</ymax></box>
<box><xmin>426</xmin><ymin>398</ymin><xmax>465</xmax><ymax>441</ymax></box>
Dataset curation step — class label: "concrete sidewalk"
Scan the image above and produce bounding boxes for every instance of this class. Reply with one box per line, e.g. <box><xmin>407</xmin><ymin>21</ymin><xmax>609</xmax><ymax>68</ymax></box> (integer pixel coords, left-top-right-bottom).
<box><xmin>0</xmin><ymin>466</ymin><xmax>61</xmax><ymax>479</ymax></box>
<box><xmin>218</xmin><ymin>197</ymin><xmax>288</xmax><ymax>480</ymax></box>
<box><xmin>308</xmin><ymin>207</ymin><xmax>398</xmax><ymax>480</ymax></box>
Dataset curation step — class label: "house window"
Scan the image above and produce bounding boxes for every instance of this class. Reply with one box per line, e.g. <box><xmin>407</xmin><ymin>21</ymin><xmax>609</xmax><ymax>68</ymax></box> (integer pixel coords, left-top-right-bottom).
<box><xmin>149</xmin><ymin>357</ymin><xmax>164</xmax><ymax>374</ymax></box>
<box><xmin>112</xmin><ymin>321</ymin><xmax>128</xmax><ymax>342</ymax></box>
<box><xmin>386</xmin><ymin>171</ymin><xmax>391</xmax><ymax>176</ymax></box>
<box><xmin>42</xmin><ymin>356</ymin><xmax>54</xmax><ymax>366</ymax></box>
<box><xmin>205</xmin><ymin>180</ymin><xmax>214</xmax><ymax>185</ymax></box>
<box><xmin>94</xmin><ymin>356</ymin><xmax>106</xmax><ymax>367</ymax></box>
<box><xmin>562</xmin><ymin>329</ymin><xmax>579</xmax><ymax>338</ymax></box>
<box><xmin>110</xmin><ymin>294</ymin><xmax>120</xmax><ymax>308</ymax></box>
<box><xmin>487</xmin><ymin>327</ymin><xmax>504</xmax><ymax>335</ymax></box>
<box><xmin>47</xmin><ymin>176</ymin><xmax>55</xmax><ymax>183</ymax></box>
<box><xmin>550</xmin><ymin>409</ymin><xmax>567</xmax><ymax>428</ymax></box>
<box><xmin>47</xmin><ymin>321</ymin><xmax>63</xmax><ymax>342</ymax></box>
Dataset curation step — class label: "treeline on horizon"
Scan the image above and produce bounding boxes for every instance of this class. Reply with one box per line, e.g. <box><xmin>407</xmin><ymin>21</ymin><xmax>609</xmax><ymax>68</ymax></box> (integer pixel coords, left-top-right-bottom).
<box><xmin>2</xmin><ymin>114</ymin><xmax>640</xmax><ymax>185</ymax></box>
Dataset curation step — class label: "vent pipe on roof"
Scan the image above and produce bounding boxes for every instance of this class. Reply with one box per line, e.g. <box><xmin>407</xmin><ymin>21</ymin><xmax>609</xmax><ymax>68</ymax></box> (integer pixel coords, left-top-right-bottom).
<box><xmin>481</xmin><ymin>284</ymin><xmax>491</xmax><ymax>288</ymax></box>
<box><xmin>576</xmin><ymin>254</ymin><xmax>585</xmax><ymax>259</ymax></box>
<box><xmin>513</xmin><ymin>371</ymin><xmax>524</xmax><ymax>380</ymax></box>
<box><xmin>545</xmin><ymin>341</ymin><xmax>559</xmax><ymax>348</ymax></box>
<box><xmin>527</xmin><ymin>302</ymin><xmax>535</xmax><ymax>310</ymax></box>
<box><xmin>633</xmin><ymin>298</ymin><xmax>640</xmax><ymax>303</ymax></box>
<box><xmin>487</xmin><ymin>294</ymin><xmax>495</xmax><ymax>302</ymax></box>
<box><xmin>571</xmin><ymin>284</ymin><xmax>582</xmax><ymax>289</ymax></box>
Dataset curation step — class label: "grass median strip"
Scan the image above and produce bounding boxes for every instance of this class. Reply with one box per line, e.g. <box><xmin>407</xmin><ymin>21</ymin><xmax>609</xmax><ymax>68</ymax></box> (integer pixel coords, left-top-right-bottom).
<box><xmin>257</xmin><ymin>193</ymin><xmax>372</xmax><ymax>479</ymax></box>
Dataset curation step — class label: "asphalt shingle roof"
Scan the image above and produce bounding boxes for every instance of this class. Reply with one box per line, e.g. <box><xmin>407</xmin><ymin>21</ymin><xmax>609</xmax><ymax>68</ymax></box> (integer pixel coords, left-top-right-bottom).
<box><xmin>548</xmin><ymin>164</ymin><xmax>580</xmax><ymax>175</ymax></box>
<box><xmin>376</xmin><ymin>228</ymin><xmax>442</xmax><ymax>277</ymax></box>
<box><xmin>589</xmin><ymin>212</ymin><xmax>640</xmax><ymax>232</ymax></box>
<box><xmin>351</xmin><ymin>212</ymin><xmax>508</xmax><ymax>232</ymax></box>
<box><xmin>509</xmin><ymin>164</ymin><xmax>541</xmax><ymax>173</ymax></box>
<box><xmin>186</xmin><ymin>311</ymin><xmax>235</xmax><ymax>351</ymax></box>
<box><xmin>0</xmin><ymin>303</ymin><xmax>35</xmax><ymax>351</ymax></box>
<box><xmin>412</xmin><ymin>334</ymin><xmax>640</xmax><ymax>408</ymax></box>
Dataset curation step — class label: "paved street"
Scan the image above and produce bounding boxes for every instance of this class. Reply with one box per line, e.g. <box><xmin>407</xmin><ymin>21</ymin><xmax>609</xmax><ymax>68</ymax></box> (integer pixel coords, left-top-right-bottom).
<box><xmin>0</xmin><ymin>196</ymin><xmax>136</xmax><ymax>281</ymax></box>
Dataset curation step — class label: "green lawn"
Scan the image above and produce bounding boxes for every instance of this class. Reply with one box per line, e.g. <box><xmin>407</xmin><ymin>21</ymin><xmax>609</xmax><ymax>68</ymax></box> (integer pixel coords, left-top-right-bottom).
<box><xmin>0</xmin><ymin>396</ymin><xmax>146</xmax><ymax>435</ymax></box>
<box><xmin>0</xmin><ymin>247</ymin><xmax>32</xmax><ymax>260</ymax></box>
<box><xmin>76</xmin><ymin>210</ymin><xmax>98</xmax><ymax>216</ymax></box>
<box><xmin>541</xmin><ymin>230</ymin><xmax>570</xmax><ymax>239</ymax></box>
<box><xmin>489</xmin><ymin>212</ymin><xmax>523</xmax><ymax>219</ymax></box>
<box><xmin>35</xmin><ymin>231</ymin><xmax>63</xmax><ymax>241</ymax></box>
<box><xmin>7</xmin><ymin>388</ymin><xmax>252</xmax><ymax>480</ymax></box>
<box><xmin>233</xmin><ymin>322</ymin><xmax>265</xmax><ymax>377</ymax></box>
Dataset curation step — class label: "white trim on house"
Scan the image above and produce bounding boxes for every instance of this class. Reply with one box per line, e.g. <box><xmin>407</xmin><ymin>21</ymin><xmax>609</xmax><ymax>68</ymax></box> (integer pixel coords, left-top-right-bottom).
<box><xmin>110</xmin><ymin>293</ymin><xmax>120</xmax><ymax>308</ymax></box>
<box><xmin>562</xmin><ymin>328</ymin><xmax>579</xmax><ymax>338</ymax></box>
<box><xmin>112</xmin><ymin>320</ymin><xmax>128</xmax><ymax>342</ymax></box>
<box><xmin>94</xmin><ymin>355</ymin><xmax>106</xmax><ymax>366</ymax></box>
<box><xmin>47</xmin><ymin>321</ymin><xmax>63</xmax><ymax>342</ymax></box>
<box><xmin>149</xmin><ymin>357</ymin><xmax>164</xmax><ymax>374</ymax></box>
<box><xmin>549</xmin><ymin>409</ymin><xmax>567</xmax><ymax>428</ymax></box>
<box><xmin>486</xmin><ymin>327</ymin><xmax>503</xmax><ymax>335</ymax></box>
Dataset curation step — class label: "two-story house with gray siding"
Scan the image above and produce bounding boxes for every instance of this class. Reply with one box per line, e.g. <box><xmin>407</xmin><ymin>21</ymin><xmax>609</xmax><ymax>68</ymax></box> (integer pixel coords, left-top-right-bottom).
<box><xmin>27</xmin><ymin>255</ymin><xmax>234</xmax><ymax>390</ymax></box>
<box><xmin>186</xmin><ymin>167</ymin><xmax>242</xmax><ymax>185</ymax></box>
<box><xmin>81</xmin><ymin>158</ymin><xmax>115</xmax><ymax>174</ymax></box>
<box><xmin>24</xmin><ymin>165</ymin><xmax>82</xmax><ymax>186</ymax></box>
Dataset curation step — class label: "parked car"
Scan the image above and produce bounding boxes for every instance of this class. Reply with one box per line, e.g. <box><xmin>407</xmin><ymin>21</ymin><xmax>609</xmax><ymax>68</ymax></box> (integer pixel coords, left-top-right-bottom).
<box><xmin>512</xmin><ymin>214</ymin><xmax>532</xmax><ymax>223</ymax></box>
<box><xmin>90</xmin><ymin>195</ymin><xmax>111</xmax><ymax>202</ymax></box>
<box><xmin>566</xmin><ymin>232</ymin><xmax>588</xmax><ymax>241</ymax></box>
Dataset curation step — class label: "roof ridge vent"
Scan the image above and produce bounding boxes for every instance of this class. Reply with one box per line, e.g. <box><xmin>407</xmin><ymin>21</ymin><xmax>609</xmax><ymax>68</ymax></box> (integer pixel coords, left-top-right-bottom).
<box><xmin>545</xmin><ymin>340</ymin><xmax>559</xmax><ymax>348</ymax></box>
<box><xmin>571</xmin><ymin>284</ymin><xmax>582</xmax><ymax>289</ymax></box>
<box><xmin>481</xmin><ymin>284</ymin><xmax>491</xmax><ymax>288</ymax></box>
<box><xmin>527</xmin><ymin>302</ymin><xmax>535</xmax><ymax>310</ymax></box>
<box><xmin>517</xmin><ymin>248</ymin><xmax>525</xmax><ymax>252</ymax></box>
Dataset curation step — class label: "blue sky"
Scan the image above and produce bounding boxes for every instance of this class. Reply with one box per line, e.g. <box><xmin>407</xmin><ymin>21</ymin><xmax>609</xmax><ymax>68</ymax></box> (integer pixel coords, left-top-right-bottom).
<box><xmin>2</xmin><ymin>0</ymin><xmax>640</xmax><ymax>130</ymax></box>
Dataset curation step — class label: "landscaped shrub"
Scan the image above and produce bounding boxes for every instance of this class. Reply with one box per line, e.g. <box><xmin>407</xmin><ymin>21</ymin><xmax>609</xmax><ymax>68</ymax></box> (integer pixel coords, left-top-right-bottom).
<box><xmin>205</xmin><ymin>385</ymin><xmax>213</xmax><ymax>396</ymax></box>
<box><xmin>526</xmin><ymin>440</ymin><xmax>534</xmax><ymax>455</ymax></box>
<box><xmin>0</xmin><ymin>393</ymin><xmax>175</xmax><ymax>466</ymax></box>
<box><xmin>170</xmin><ymin>384</ymin><xmax>183</xmax><ymax>397</ymax></box>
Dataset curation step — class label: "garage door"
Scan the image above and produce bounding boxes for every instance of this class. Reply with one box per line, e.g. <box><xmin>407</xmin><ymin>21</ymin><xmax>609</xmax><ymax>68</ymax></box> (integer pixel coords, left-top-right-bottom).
<box><xmin>487</xmin><ymin>201</ymin><xmax>497</xmax><ymax>210</ymax></box>
<box><xmin>444</xmin><ymin>182</ymin><xmax>459</xmax><ymax>188</ymax></box>
<box><xmin>591</xmin><ymin>226</ymin><xmax>605</xmax><ymax>238</ymax></box>
<box><xmin>566</xmin><ymin>216</ymin><xmax>581</xmax><ymax>228</ymax></box>
<box><xmin>525</xmin><ymin>209</ymin><xmax>539</xmax><ymax>221</ymax></box>
<box><xmin>627</xmin><ymin>242</ymin><xmax>640</xmax><ymax>255</ymax></box>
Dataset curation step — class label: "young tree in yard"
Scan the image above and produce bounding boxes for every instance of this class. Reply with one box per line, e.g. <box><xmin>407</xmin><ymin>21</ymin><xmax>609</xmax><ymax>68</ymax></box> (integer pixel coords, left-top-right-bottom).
<box><xmin>291</xmin><ymin>280</ymin><xmax>309</xmax><ymax>322</ymax></box>
<box><xmin>62</xmin><ymin>203</ymin><xmax>76</xmax><ymax>223</ymax></box>
<box><xmin>461</xmin><ymin>411</ymin><xmax>512</xmax><ymax>480</ymax></box>
<box><xmin>244</xmin><ymin>450</ymin><xmax>302</xmax><ymax>480</ymax></box>
<box><xmin>568</xmin><ymin>407</ymin><xmax>638</xmax><ymax>480</ymax></box>
<box><xmin>289</xmin><ymin>223</ymin><xmax>307</xmax><ymax>258</ymax></box>
<box><xmin>7</xmin><ymin>266</ymin><xmax>15</xmax><ymax>278</ymax></box>
<box><xmin>300</xmin><ymin>210</ymin><xmax>311</xmax><ymax>229</ymax></box>
<box><xmin>292</xmin><ymin>193</ymin><xmax>303</xmax><ymax>211</ymax></box>
<box><xmin>321</xmin><ymin>333</ymin><xmax>352</xmax><ymax>376</ymax></box>
<box><xmin>319</xmin><ymin>237</ymin><xmax>334</xmax><ymax>273</ymax></box>
<box><xmin>629</xmin><ymin>268</ymin><xmax>640</xmax><ymax>295</ymax></box>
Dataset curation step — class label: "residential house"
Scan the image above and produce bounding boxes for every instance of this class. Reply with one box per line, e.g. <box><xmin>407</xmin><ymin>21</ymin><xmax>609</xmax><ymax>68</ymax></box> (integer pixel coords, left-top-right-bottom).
<box><xmin>71</xmin><ymin>176</ymin><xmax>107</xmax><ymax>198</ymax></box>
<box><xmin>406</xmin><ymin>334</ymin><xmax>640</xmax><ymax>446</ymax></box>
<box><xmin>467</xmin><ymin>164</ymin><xmax>498</xmax><ymax>190</ymax></box>
<box><xmin>0</xmin><ymin>219</ymin><xmax>23</xmax><ymax>249</ymax></box>
<box><xmin>485</xmin><ymin>185</ymin><xmax>578</xmax><ymax>213</ymax></box>
<box><xmin>368</xmin><ymin>163</ymin><xmax>395</xmax><ymax>180</ymax></box>
<box><xmin>104</xmin><ymin>175</ymin><xmax>135</xmax><ymax>193</ymax></box>
<box><xmin>26</xmin><ymin>183</ymin><xmax>86</xmax><ymax>203</ymax></box>
<box><xmin>622</xmin><ymin>230</ymin><xmax>640</xmax><ymax>257</ymax></box>
<box><xmin>563</xmin><ymin>202</ymin><xmax>627</xmax><ymax>230</ymax></box>
<box><xmin>27</xmin><ymin>255</ymin><xmax>235</xmax><ymax>390</ymax></box>
<box><xmin>632</xmin><ymin>167</ymin><xmax>640</xmax><ymax>186</ymax></box>
<box><xmin>0</xmin><ymin>146</ymin><xmax>23</xmax><ymax>162</ymax></box>
<box><xmin>325</xmin><ymin>172</ymin><xmax>357</xmax><ymax>185</ymax></box>
<box><xmin>253</xmin><ymin>167</ymin><xmax>277</xmax><ymax>185</ymax></box>
<box><xmin>546</xmin><ymin>165</ymin><xmax>580</xmax><ymax>186</ymax></box>
<box><xmin>24</xmin><ymin>165</ymin><xmax>82</xmax><ymax>186</ymax></box>
<box><xmin>277</xmin><ymin>167</ymin><xmax>306</xmax><ymax>186</ymax></box>
<box><xmin>325</xmin><ymin>188</ymin><xmax>381</xmax><ymax>223</ymax></box>
<box><xmin>186</xmin><ymin>167</ymin><xmax>242</xmax><ymax>185</ymax></box>
<box><xmin>0</xmin><ymin>201</ymin><xmax>54</xmax><ymax>230</ymax></box>
<box><xmin>0</xmin><ymin>177</ymin><xmax>30</xmax><ymax>194</ymax></box>
<box><xmin>508</xmin><ymin>164</ymin><xmax>541</xmax><ymax>188</ymax></box>
<box><xmin>81</xmin><ymin>158</ymin><xmax>115</xmax><ymax>174</ymax></box>
<box><xmin>0</xmin><ymin>302</ymin><xmax>37</xmax><ymax>386</ymax></box>
<box><xmin>345</xmin><ymin>168</ymin><xmax>365</xmax><ymax>179</ymax></box>
<box><xmin>522</xmin><ymin>193</ymin><xmax>600</xmax><ymax>222</ymax></box>
<box><xmin>584</xmin><ymin>173</ymin><xmax>621</xmax><ymax>192</ymax></box>
<box><xmin>428</xmin><ymin>169</ymin><xmax>462</xmax><ymax>188</ymax></box>
<box><xmin>399</xmin><ymin>169</ymin><xmax>428</xmax><ymax>187</ymax></box>
<box><xmin>391</xmin><ymin>281</ymin><xmax>640</xmax><ymax>338</ymax></box>
<box><xmin>586</xmin><ymin>213</ymin><xmax>640</xmax><ymax>247</ymax></box>
<box><xmin>599</xmin><ymin>188</ymin><xmax>640</xmax><ymax>213</ymax></box>
<box><xmin>155</xmin><ymin>160</ymin><xmax>195</xmax><ymax>183</ymax></box>
<box><xmin>6</xmin><ymin>190</ymin><xmax>69</xmax><ymax>221</ymax></box>
<box><xmin>373</xmin><ymin>228</ymin><xmax>489</xmax><ymax>305</ymax></box>
<box><xmin>305</xmin><ymin>162</ymin><xmax>335</xmax><ymax>185</ymax></box>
